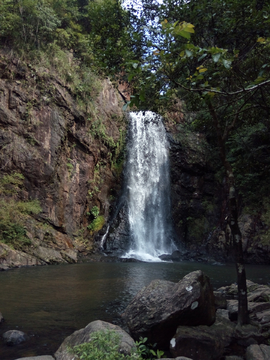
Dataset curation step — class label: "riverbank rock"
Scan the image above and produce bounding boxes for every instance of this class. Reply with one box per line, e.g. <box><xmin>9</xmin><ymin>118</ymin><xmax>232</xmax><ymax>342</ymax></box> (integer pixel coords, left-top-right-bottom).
<box><xmin>3</xmin><ymin>329</ymin><xmax>27</xmax><ymax>345</ymax></box>
<box><xmin>170</xmin><ymin>314</ymin><xmax>235</xmax><ymax>360</ymax></box>
<box><xmin>0</xmin><ymin>243</ymin><xmax>44</xmax><ymax>270</ymax></box>
<box><xmin>54</xmin><ymin>320</ymin><xmax>135</xmax><ymax>360</ymax></box>
<box><xmin>122</xmin><ymin>270</ymin><xmax>215</xmax><ymax>349</ymax></box>
<box><xmin>216</xmin><ymin>280</ymin><xmax>270</xmax><ymax>301</ymax></box>
<box><xmin>0</xmin><ymin>311</ymin><xmax>4</xmax><ymax>323</ymax></box>
<box><xmin>246</xmin><ymin>344</ymin><xmax>270</xmax><ymax>360</ymax></box>
<box><xmin>216</xmin><ymin>280</ymin><xmax>270</xmax><ymax>330</ymax></box>
<box><xmin>227</xmin><ymin>299</ymin><xmax>270</xmax><ymax>321</ymax></box>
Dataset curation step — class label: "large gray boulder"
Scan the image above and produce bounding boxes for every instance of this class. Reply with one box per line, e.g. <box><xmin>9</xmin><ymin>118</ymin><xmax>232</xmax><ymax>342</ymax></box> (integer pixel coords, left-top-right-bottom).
<box><xmin>122</xmin><ymin>270</ymin><xmax>216</xmax><ymax>349</ymax></box>
<box><xmin>54</xmin><ymin>320</ymin><xmax>135</xmax><ymax>360</ymax></box>
<box><xmin>170</xmin><ymin>314</ymin><xmax>235</xmax><ymax>360</ymax></box>
<box><xmin>246</xmin><ymin>344</ymin><xmax>270</xmax><ymax>360</ymax></box>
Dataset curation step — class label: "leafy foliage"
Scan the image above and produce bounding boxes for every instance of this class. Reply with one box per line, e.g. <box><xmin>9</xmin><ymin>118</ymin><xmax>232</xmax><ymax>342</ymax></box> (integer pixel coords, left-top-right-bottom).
<box><xmin>0</xmin><ymin>0</ymin><xmax>60</xmax><ymax>48</ymax></box>
<box><xmin>87</xmin><ymin>215</ymin><xmax>105</xmax><ymax>232</ymax></box>
<box><xmin>0</xmin><ymin>0</ymin><xmax>137</xmax><ymax>75</ymax></box>
<box><xmin>71</xmin><ymin>330</ymin><xmax>164</xmax><ymax>360</ymax></box>
<box><xmin>0</xmin><ymin>173</ymin><xmax>42</xmax><ymax>250</ymax></box>
<box><xmin>122</xmin><ymin>0</ymin><xmax>270</xmax><ymax>207</ymax></box>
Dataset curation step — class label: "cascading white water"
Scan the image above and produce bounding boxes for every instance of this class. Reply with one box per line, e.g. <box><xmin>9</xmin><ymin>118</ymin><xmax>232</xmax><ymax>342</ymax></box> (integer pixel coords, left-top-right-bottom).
<box><xmin>124</xmin><ymin>111</ymin><xmax>176</xmax><ymax>261</ymax></box>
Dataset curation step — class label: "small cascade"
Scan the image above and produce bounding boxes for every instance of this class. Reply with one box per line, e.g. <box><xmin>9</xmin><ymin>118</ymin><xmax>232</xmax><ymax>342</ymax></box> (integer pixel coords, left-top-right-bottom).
<box><xmin>100</xmin><ymin>224</ymin><xmax>110</xmax><ymax>250</ymax></box>
<box><xmin>124</xmin><ymin>111</ymin><xmax>176</xmax><ymax>261</ymax></box>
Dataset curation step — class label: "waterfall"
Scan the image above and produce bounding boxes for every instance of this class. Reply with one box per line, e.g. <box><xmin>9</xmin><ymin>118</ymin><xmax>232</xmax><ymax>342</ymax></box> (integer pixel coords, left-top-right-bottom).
<box><xmin>124</xmin><ymin>111</ymin><xmax>176</xmax><ymax>261</ymax></box>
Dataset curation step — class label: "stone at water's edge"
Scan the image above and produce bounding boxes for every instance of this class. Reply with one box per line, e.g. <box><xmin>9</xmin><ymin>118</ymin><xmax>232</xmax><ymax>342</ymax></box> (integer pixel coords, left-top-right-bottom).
<box><xmin>121</xmin><ymin>270</ymin><xmax>216</xmax><ymax>349</ymax></box>
<box><xmin>54</xmin><ymin>320</ymin><xmax>135</xmax><ymax>360</ymax></box>
<box><xmin>170</xmin><ymin>314</ymin><xmax>235</xmax><ymax>360</ymax></box>
<box><xmin>3</xmin><ymin>330</ymin><xmax>27</xmax><ymax>345</ymax></box>
<box><xmin>227</xmin><ymin>299</ymin><xmax>270</xmax><ymax>321</ymax></box>
<box><xmin>0</xmin><ymin>311</ymin><xmax>4</xmax><ymax>323</ymax></box>
<box><xmin>163</xmin><ymin>357</ymin><xmax>193</xmax><ymax>360</ymax></box>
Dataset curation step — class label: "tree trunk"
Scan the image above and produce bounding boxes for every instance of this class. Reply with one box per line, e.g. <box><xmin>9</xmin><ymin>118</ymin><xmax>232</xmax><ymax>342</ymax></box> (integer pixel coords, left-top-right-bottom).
<box><xmin>207</xmin><ymin>101</ymin><xmax>249</xmax><ymax>325</ymax></box>
<box><xmin>226</xmin><ymin>166</ymin><xmax>249</xmax><ymax>325</ymax></box>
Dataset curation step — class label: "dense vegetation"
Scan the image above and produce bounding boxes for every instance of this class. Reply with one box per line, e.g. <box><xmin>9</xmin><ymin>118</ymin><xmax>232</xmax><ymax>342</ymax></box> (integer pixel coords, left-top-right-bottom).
<box><xmin>71</xmin><ymin>329</ymin><xmax>164</xmax><ymax>360</ymax></box>
<box><xmin>0</xmin><ymin>0</ymin><xmax>137</xmax><ymax>72</ymax></box>
<box><xmin>0</xmin><ymin>173</ymin><xmax>42</xmax><ymax>250</ymax></box>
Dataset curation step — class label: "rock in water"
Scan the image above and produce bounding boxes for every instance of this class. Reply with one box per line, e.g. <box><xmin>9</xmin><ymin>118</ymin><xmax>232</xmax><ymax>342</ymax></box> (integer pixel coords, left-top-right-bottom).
<box><xmin>122</xmin><ymin>270</ymin><xmax>216</xmax><ymax>349</ymax></box>
<box><xmin>3</xmin><ymin>330</ymin><xmax>27</xmax><ymax>345</ymax></box>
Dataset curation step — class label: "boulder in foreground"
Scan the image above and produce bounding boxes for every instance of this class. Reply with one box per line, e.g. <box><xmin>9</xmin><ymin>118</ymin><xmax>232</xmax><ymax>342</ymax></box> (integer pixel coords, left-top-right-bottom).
<box><xmin>122</xmin><ymin>270</ymin><xmax>216</xmax><ymax>348</ymax></box>
<box><xmin>54</xmin><ymin>320</ymin><xmax>135</xmax><ymax>360</ymax></box>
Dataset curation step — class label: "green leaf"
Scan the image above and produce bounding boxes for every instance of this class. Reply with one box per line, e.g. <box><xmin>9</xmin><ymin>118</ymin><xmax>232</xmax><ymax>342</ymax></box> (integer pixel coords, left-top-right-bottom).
<box><xmin>122</xmin><ymin>102</ymin><xmax>130</xmax><ymax>111</ymax></box>
<box><xmin>198</xmin><ymin>67</ymin><xmax>207</xmax><ymax>73</ymax></box>
<box><xmin>198</xmin><ymin>53</ymin><xmax>207</xmax><ymax>61</ymax></box>
<box><xmin>254</xmin><ymin>76</ymin><xmax>265</xmax><ymax>84</ymax></box>
<box><xmin>185</xmin><ymin>49</ymin><xmax>193</xmax><ymax>57</ymax></box>
<box><xmin>222</xmin><ymin>59</ymin><xmax>231</xmax><ymax>69</ymax></box>
<box><xmin>139</xmin><ymin>91</ymin><xmax>146</xmax><ymax>102</ymax></box>
<box><xmin>212</xmin><ymin>53</ymin><xmax>221</xmax><ymax>62</ymax></box>
<box><xmin>177</xmin><ymin>30</ymin><xmax>191</xmax><ymax>39</ymax></box>
<box><xmin>128</xmin><ymin>73</ymin><xmax>135</xmax><ymax>82</ymax></box>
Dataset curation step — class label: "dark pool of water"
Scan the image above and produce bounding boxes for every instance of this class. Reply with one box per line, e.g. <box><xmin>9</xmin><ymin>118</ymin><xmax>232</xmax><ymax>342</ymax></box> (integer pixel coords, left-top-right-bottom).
<box><xmin>0</xmin><ymin>261</ymin><xmax>269</xmax><ymax>359</ymax></box>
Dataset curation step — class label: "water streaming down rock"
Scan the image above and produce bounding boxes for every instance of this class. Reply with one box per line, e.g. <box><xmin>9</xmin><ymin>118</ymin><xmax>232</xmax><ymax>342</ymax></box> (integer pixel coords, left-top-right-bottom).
<box><xmin>124</xmin><ymin>111</ymin><xmax>176</xmax><ymax>261</ymax></box>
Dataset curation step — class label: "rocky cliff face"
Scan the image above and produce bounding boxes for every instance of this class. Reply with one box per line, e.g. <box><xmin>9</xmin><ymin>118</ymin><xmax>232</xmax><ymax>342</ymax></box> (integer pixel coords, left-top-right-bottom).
<box><xmin>0</xmin><ymin>51</ymin><xmax>126</xmax><ymax>269</ymax></box>
<box><xmin>168</xmin><ymin>119</ymin><xmax>270</xmax><ymax>264</ymax></box>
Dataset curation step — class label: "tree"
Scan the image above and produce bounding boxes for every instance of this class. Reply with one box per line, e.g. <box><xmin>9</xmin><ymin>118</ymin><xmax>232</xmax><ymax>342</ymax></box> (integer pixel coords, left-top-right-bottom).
<box><xmin>122</xmin><ymin>0</ymin><xmax>270</xmax><ymax>326</ymax></box>
<box><xmin>0</xmin><ymin>0</ymin><xmax>60</xmax><ymax>48</ymax></box>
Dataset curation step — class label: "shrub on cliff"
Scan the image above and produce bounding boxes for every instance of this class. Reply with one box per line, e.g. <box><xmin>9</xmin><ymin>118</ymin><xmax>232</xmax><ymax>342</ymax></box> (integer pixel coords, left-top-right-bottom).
<box><xmin>0</xmin><ymin>173</ymin><xmax>41</xmax><ymax>250</ymax></box>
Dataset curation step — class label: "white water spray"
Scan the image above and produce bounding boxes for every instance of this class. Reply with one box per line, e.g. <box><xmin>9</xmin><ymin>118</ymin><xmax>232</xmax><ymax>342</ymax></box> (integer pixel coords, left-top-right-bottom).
<box><xmin>124</xmin><ymin>111</ymin><xmax>176</xmax><ymax>261</ymax></box>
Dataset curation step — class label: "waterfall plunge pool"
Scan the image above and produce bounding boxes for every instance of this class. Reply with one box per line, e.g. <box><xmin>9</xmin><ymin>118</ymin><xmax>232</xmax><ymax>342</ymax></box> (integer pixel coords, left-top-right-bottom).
<box><xmin>0</xmin><ymin>261</ymin><xmax>270</xmax><ymax>359</ymax></box>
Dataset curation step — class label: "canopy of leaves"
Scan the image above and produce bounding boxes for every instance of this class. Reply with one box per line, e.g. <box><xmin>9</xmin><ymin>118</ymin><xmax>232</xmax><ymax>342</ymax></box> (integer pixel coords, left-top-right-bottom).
<box><xmin>122</xmin><ymin>0</ymin><xmax>270</xmax><ymax>206</ymax></box>
<box><xmin>0</xmin><ymin>0</ymin><xmax>138</xmax><ymax>74</ymax></box>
